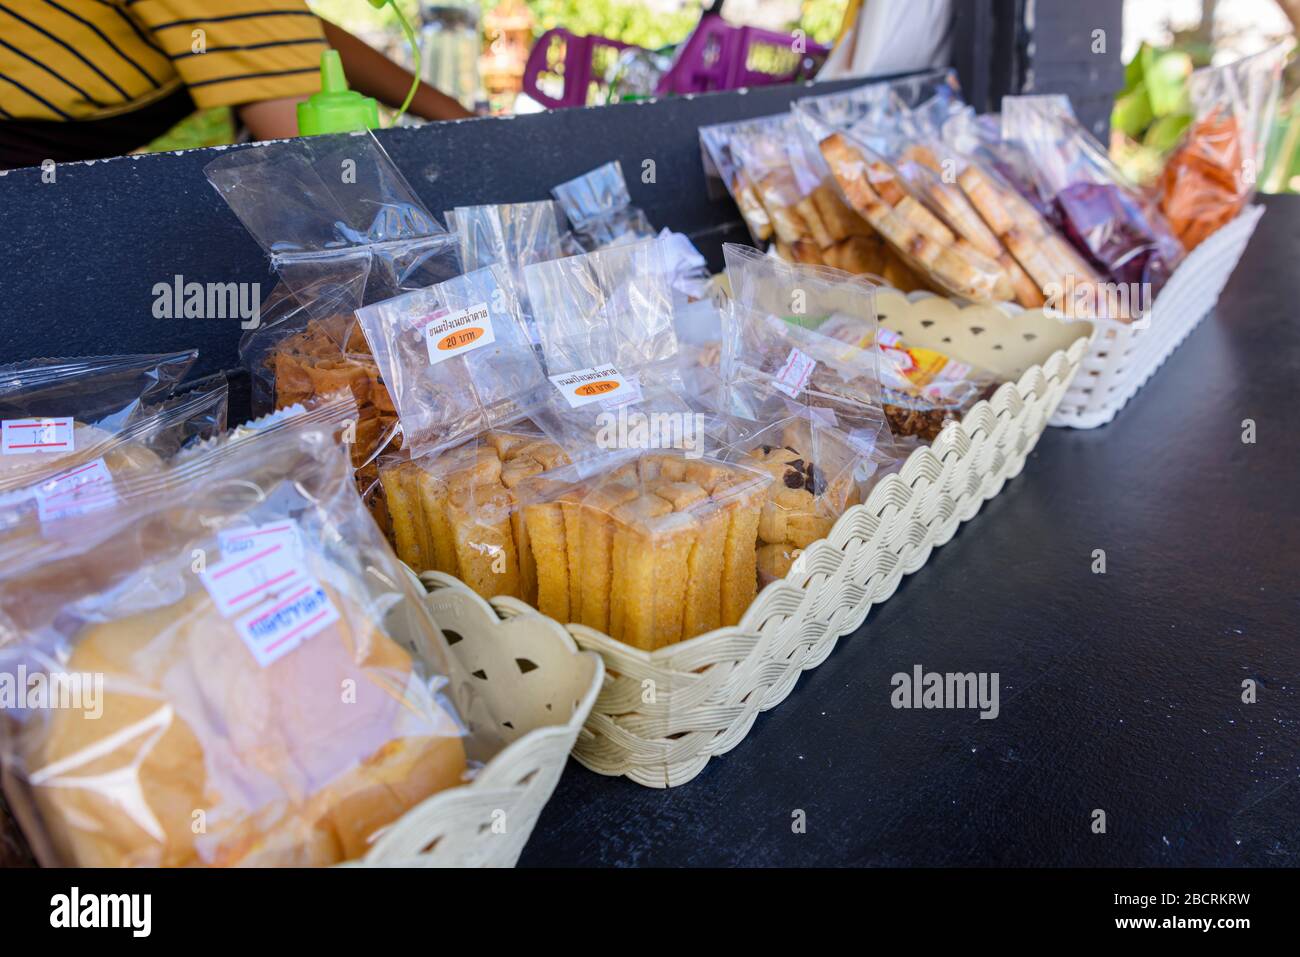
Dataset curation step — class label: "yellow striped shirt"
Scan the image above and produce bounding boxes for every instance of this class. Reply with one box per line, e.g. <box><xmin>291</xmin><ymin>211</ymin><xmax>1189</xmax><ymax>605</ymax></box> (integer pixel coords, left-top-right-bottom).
<box><xmin>0</xmin><ymin>0</ymin><xmax>328</xmax><ymax>122</ymax></box>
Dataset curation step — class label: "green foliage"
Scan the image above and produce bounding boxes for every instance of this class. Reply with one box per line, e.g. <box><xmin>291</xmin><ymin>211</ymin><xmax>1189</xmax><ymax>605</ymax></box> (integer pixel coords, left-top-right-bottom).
<box><xmin>142</xmin><ymin>107</ymin><xmax>235</xmax><ymax>153</ymax></box>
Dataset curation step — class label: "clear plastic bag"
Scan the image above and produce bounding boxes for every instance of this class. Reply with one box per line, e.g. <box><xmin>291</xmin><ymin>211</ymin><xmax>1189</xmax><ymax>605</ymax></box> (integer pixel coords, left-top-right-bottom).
<box><xmin>1002</xmin><ymin>94</ymin><xmax>1185</xmax><ymax>307</ymax></box>
<box><xmin>550</xmin><ymin>161</ymin><xmax>656</xmax><ymax>251</ymax></box>
<box><xmin>1159</xmin><ymin>44</ymin><xmax>1286</xmax><ymax>250</ymax></box>
<box><xmin>808</xmin><ymin>312</ymin><xmax>1003</xmax><ymax>442</ymax></box>
<box><xmin>444</xmin><ymin>201</ymin><xmax>568</xmax><ymax>344</ymax></box>
<box><xmin>524</xmin><ymin>237</ymin><xmax>678</xmax><ymax>376</ymax></box>
<box><xmin>205</xmin><ymin>132</ymin><xmax>462</xmax><ymax>315</ymax></box>
<box><xmin>923</xmin><ymin>106</ymin><xmax>1105</xmax><ymax>309</ymax></box>
<box><xmin>509</xmin><ymin>449</ymin><xmax>772</xmax><ymax>643</ymax></box>
<box><xmin>701</xmin><ymin>112</ymin><xmax>927</xmax><ymax>287</ymax></box>
<box><xmin>524</xmin><ymin>237</ymin><xmax>704</xmax><ymax>461</ymax></box>
<box><xmin>0</xmin><ymin>394</ymin><xmax>469</xmax><ymax>867</ymax></box>
<box><xmin>354</xmin><ymin>264</ymin><xmax>548</xmax><ymax>460</ymax></box>
<box><xmin>0</xmin><ymin>352</ymin><xmax>227</xmax><ymax>515</ymax></box>
<box><xmin>722</xmin><ymin>242</ymin><xmax>885</xmax><ymax>416</ymax></box>
<box><xmin>796</xmin><ymin>108</ymin><xmax>1010</xmax><ymax>303</ymax></box>
<box><xmin>378</xmin><ymin>423</ymin><xmax>571</xmax><ymax>602</ymax></box>
<box><xmin>241</xmin><ymin>280</ymin><xmax>400</xmax><ymax>475</ymax></box>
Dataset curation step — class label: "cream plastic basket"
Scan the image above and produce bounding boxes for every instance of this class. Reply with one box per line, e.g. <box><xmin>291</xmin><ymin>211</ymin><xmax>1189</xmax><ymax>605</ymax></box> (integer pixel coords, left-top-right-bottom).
<box><xmin>1049</xmin><ymin>205</ymin><xmax>1262</xmax><ymax>429</ymax></box>
<box><xmin>354</xmin><ymin>575</ymin><xmax>603</xmax><ymax>865</ymax></box>
<box><xmin>422</xmin><ymin>289</ymin><xmax>1093</xmax><ymax>787</ymax></box>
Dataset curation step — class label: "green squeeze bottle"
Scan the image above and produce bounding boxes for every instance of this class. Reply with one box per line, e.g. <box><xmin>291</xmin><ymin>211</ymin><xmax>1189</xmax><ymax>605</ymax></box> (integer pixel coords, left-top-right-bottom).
<box><xmin>296</xmin><ymin>49</ymin><xmax>380</xmax><ymax>136</ymax></box>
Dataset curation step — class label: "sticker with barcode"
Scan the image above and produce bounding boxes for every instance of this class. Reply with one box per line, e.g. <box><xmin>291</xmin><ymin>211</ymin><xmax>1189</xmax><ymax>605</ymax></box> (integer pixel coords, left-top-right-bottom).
<box><xmin>549</xmin><ymin>365</ymin><xmax>635</xmax><ymax>407</ymax></box>
<box><xmin>200</xmin><ymin>538</ymin><xmax>308</xmax><ymax>617</ymax></box>
<box><xmin>423</xmin><ymin>302</ymin><xmax>496</xmax><ymax>365</ymax></box>
<box><xmin>33</xmin><ymin>457</ymin><xmax>116</xmax><ymax>522</ymax></box>
<box><xmin>2</xmin><ymin>418</ymin><xmax>74</xmax><ymax>455</ymax></box>
<box><xmin>218</xmin><ymin>521</ymin><xmax>304</xmax><ymax>562</ymax></box>
<box><xmin>772</xmin><ymin>347</ymin><xmax>816</xmax><ymax>399</ymax></box>
<box><xmin>234</xmin><ymin>578</ymin><xmax>339</xmax><ymax>668</ymax></box>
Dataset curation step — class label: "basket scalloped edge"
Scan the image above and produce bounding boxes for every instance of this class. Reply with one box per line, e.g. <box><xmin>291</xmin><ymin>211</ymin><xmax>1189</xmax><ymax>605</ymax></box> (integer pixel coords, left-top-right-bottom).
<box><xmin>349</xmin><ymin>574</ymin><xmax>604</xmax><ymax>866</ymax></box>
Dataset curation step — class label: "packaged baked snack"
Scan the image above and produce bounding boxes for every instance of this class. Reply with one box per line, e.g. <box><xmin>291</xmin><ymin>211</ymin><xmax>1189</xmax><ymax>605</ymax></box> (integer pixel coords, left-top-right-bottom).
<box><xmin>378</xmin><ymin>423</ymin><xmax>571</xmax><ymax>602</ymax></box>
<box><xmin>242</xmin><ymin>281</ymin><xmax>400</xmax><ymax>480</ymax></box>
<box><xmin>796</xmin><ymin>110</ymin><xmax>1010</xmax><ymax>303</ymax></box>
<box><xmin>701</xmin><ymin>112</ymin><xmax>927</xmax><ymax>289</ymax></box>
<box><xmin>715</xmin><ymin>413</ymin><xmax>867</xmax><ymax>586</ymax></box>
<box><xmin>1002</xmin><ymin>94</ymin><xmax>1185</xmax><ymax>309</ymax></box>
<box><xmin>511</xmin><ymin>450</ymin><xmax>771</xmax><ymax>644</ymax></box>
<box><xmin>0</xmin><ymin>395</ymin><xmax>470</xmax><ymax>867</ymax></box>
<box><xmin>524</xmin><ymin>237</ymin><xmax>704</xmax><ymax>460</ymax></box>
<box><xmin>721</xmin><ymin>242</ymin><xmax>884</xmax><ymax>417</ymax></box>
<box><xmin>804</xmin><ymin>311</ymin><xmax>1003</xmax><ymax>442</ymax></box>
<box><xmin>551</xmin><ymin>161</ymin><xmax>656</xmax><ymax>252</ymax></box>
<box><xmin>1159</xmin><ymin>44</ymin><xmax>1285</xmax><ymax>250</ymax></box>
<box><xmin>354</xmin><ymin>264</ymin><xmax>549</xmax><ymax>459</ymax></box>
<box><xmin>0</xmin><ymin>353</ymin><xmax>228</xmax><ymax>529</ymax></box>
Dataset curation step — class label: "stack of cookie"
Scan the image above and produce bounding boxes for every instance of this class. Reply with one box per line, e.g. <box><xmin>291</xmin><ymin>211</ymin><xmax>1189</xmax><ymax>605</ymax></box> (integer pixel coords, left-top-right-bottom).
<box><xmin>818</xmin><ymin>132</ymin><xmax>1012</xmax><ymax>303</ymax></box>
<box><xmin>520</xmin><ymin>452</ymin><xmax>771</xmax><ymax>649</ymax></box>
<box><xmin>380</xmin><ymin>427</ymin><xmax>570</xmax><ymax>601</ymax></box>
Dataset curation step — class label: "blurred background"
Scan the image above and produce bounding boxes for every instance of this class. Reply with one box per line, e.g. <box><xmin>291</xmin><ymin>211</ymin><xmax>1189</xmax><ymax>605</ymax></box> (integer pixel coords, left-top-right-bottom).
<box><xmin>143</xmin><ymin>0</ymin><xmax>1300</xmax><ymax>195</ymax></box>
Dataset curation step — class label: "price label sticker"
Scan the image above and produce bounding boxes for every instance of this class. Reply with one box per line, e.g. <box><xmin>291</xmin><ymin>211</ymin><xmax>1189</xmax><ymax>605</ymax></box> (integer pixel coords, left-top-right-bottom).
<box><xmin>423</xmin><ymin>302</ymin><xmax>496</xmax><ymax>365</ymax></box>
<box><xmin>2</xmin><ymin>418</ymin><xmax>74</xmax><ymax>455</ymax></box>
<box><xmin>33</xmin><ymin>457</ymin><xmax>116</xmax><ymax>522</ymax></box>
<box><xmin>234</xmin><ymin>578</ymin><xmax>339</xmax><ymax>668</ymax></box>
<box><xmin>200</xmin><ymin>538</ymin><xmax>308</xmax><ymax>617</ymax></box>
<box><xmin>772</xmin><ymin>347</ymin><xmax>816</xmax><ymax>399</ymax></box>
<box><xmin>218</xmin><ymin>521</ymin><xmax>305</xmax><ymax>562</ymax></box>
<box><xmin>549</xmin><ymin>365</ymin><xmax>635</xmax><ymax>408</ymax></box>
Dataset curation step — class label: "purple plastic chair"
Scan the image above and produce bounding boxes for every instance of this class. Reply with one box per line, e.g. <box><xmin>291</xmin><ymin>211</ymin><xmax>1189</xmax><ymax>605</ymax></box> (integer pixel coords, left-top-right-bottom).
<box><xmin>521</xmin><ymin>14</ymin><xmax>830</xmax><ymax>109</ymax></box>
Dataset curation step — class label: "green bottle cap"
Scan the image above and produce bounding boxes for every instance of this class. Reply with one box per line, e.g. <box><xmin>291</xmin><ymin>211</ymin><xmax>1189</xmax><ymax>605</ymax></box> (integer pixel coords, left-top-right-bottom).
<box><xmin>296</xmin><ymin>50</ymin><xmax>380</xmax><ymax>136</ymax></box>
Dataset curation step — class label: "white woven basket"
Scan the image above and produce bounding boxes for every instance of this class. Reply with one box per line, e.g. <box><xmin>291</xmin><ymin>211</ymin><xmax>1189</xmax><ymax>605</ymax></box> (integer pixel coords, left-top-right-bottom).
<box><xmin>353</xmin><ymin>576</ymin><xmax>603</xmax><ymax>866</ymax></box>
<box><xmin>1049</xmin><ymin>205</ymin><xmax>1263</xmax><ymax>429</ymax></box>
<box><xmin>416</xmin><ymin>291</ymin><xmax>1093</xmax><ymax>788</ymax></box>
<box><xmin>567</xmin><ymin>292</ymin><xmax>1091</xmax><ymax>786</ymax></box>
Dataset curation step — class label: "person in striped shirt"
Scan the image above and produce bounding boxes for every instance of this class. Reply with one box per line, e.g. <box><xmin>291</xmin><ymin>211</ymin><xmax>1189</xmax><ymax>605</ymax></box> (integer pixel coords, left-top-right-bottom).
<box><xmin>0</xmin><ymin>0</ymin><xmax>474</xmax><ymax>169</ymax></box>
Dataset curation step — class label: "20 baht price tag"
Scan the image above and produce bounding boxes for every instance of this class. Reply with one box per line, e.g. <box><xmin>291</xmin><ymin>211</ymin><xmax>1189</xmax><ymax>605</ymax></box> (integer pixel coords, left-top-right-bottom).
<box><xmin>423</xmin><ymin>302</ymin><xmax>496</xmax><ymax>365</ymax></box>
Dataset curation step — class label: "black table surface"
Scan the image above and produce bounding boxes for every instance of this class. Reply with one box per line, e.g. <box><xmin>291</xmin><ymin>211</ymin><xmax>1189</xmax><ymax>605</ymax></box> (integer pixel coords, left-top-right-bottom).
<box><xmin>518</xmin><ymin>195</ymin><xmax>1300</xmax><ymax>868</ymax></box>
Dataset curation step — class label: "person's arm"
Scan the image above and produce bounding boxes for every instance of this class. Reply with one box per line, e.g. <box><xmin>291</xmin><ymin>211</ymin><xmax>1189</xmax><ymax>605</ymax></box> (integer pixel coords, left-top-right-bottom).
<box><xmin>321</xmin><ymin>19</ymin><xmax>474</xmax><ymax>121</ymax></box>
<box><xmin>236</xmin><ymin>97</ymin><xmax>308</xmax><ymax>141</ymax></box>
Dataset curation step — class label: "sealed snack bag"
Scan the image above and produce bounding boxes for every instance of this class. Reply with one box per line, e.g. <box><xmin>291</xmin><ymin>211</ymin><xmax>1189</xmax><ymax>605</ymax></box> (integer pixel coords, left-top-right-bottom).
<box><xmin>796</xmin><ymin>109</ymin><xmax>1010</xmax><ymax>303</ymax></box>
<box><xmin>355</xmin><ymin>264</ymin><xmax>548</xmax><ymax>460</ymax></box>
<box><xmin>1002</xmin><ymin>95</ymin><xmax>1184</xmax><ymax>305</ymax></box>
<box><xmin>241</xmin><ymin>281</ymin><xmax>399</xmax><ymax>476</ymax></box>
<box><xmin>940</xmin><ymin>107</ymin><xmax>1106</xmax><ymax>308</ymax></box>
<box><xmin>551</xmin><ymin>161</ymin><xmax>656</xmax><ymax>252</ymax></box>
<box><xmin>205</xmin><ymin>132</ymin><xmax>461</xmax><ymax>313</ymax></box>
<box><xmin>804</xmin><ymin>311</ymin><xmax>1003</xmax><ymax>442</ymax></box>
<box><xmin>1159</xmin><ymin>44</ymin><xmax>1286</xmax><ymax>250</ymax></box>
<box><xmin>0</xmin><ymin>353</ymin><xmax>229</xmax><ymax>523</ymax></box>
<box><xmin>444</xmin><ymin>200</ymin><xmax>568</xmax><ymax>344</ymax></box>
<box><xmin>723</xmin><ymin>411</ymin><xmax>899</xmax><ymax>585</ymax></box>
<box><xmin>0</xmin><ymin>395</ymin><xmax>470</xmax><ymax>867</ymax></box>
<box><xmin>701</xmin><ymin>112</ymin><xmax>925</xmax><ymax>288</ymax></box>
<box><xmin>525</xmin><ymin>238</ymin><xmax>703</xmax><ymax>461</ymax></box>
<box><xmin>526</xmin><ymin>237</ymin><xmax>678</xmax><ymax>374</ymax></box>
<box><xmin>378</xmin><ymin>423</ymin><xmax>570</xmax><ymax>601</ymax></box>
<box><xmin>722</xmin><ymin>243</ymin><xmax>883</xmax><ymax>410</ymax></box>
<box><xmin>510</xmin><ymin>449</ymin><xmax>771</xmax><ymax>643</ymax></box>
